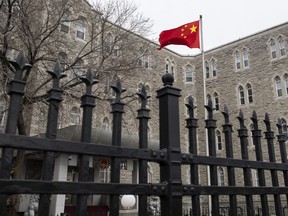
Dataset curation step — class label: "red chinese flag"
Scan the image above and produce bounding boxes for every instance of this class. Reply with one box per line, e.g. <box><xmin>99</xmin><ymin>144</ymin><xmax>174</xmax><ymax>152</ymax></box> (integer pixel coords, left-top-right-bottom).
<box><xmin>158</xmin><ymin>20</ymin><xmax>200</xmax><ymax>50</ymax></box>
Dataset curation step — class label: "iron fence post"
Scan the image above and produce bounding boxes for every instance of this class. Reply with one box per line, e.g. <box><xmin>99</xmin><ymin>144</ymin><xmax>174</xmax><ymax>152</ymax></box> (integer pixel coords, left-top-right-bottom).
<box><xmin>77</xmin><ymin>68</ymin><xmax>98</xmax><ymax>216</ymax></box>
<box><xmin>110</xmin><ymin>78</ymin><xmax>125</xmax><ymax>216</ymax></box>
<box><xmin>0</xmin><ymin>51</ymin><xmax>31</xmax><ymax>216</ymax></box>
<box><xmin>38</xmin><ymin>61</ymin><xmax>65</xmax><ymax>216</ymax></box>
<box><xmin>156</xmin><ymin>73</ymin><xmax>182</xmax><ymax>216</ymax></box>
<box><xmin>137</xmin><ymin>85</ymin><xmax>150</xmax><ymax>216</ymax></box>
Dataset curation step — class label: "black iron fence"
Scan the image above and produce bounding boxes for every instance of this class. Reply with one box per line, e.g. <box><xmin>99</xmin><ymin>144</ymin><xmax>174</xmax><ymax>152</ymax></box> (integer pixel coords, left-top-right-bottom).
<box><xmin>0</xmin><ymin>51</ymin><xmax>288</xmax><ymax>216</ymax></box>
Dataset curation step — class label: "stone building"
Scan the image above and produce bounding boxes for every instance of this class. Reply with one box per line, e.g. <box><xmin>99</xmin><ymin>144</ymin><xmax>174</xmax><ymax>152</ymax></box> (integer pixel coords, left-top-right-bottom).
<box><xmin>1</xmin><ymin>0</ymin><xmax>288</xmax><ymax>215</ymax></box>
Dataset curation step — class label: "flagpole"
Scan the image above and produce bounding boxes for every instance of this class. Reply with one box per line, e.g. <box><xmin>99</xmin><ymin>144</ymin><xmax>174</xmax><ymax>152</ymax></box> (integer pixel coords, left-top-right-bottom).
<box><xmin>200</xmin><ymin>15</ymin><xmax>212</xmax><ymax>216</ymax></box>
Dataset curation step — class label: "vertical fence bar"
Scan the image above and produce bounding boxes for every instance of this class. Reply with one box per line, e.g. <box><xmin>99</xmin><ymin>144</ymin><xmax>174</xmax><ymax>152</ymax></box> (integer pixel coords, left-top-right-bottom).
<box><xmin>205</xmin><ymin>99</ymin><xmax>219</xmax><ymax>216</ymax></box>
<box><xmin>251</xmin><ymin>111</ymin><xmax>269</xmax><ymax>216</ymax></box>
<box><xmin>77</xmin><ymin>68</ymin><xmax>97</xmax><ymax>216</ymax></box>
<box><xmin>137</xmin><ymin>85</ymin><xmax>150</xmax><ymax>216</ymax></box>
<box><xmin>276</xmin><ymin>119</ymin><xmax>288</xmax><ymax>208</ymax></box>
<box><xmin>110</xmin><ymin>78</ymin><xmax>125</xmax><ymax>216</ymax></box>
<box><xmin>237</xmin><ymin>110</ymin><xmax>254</xmax><ymax>216</ymax></box>
<box><xmin>0</xmin><ymin>51</ymin><xmax>31</xmax><ymax>216</ymax></box>
<box><xmin>185</xmin><ymin>96</ymin><xmax>200</xmax><ymax>216</ymax></box>
<box><xmin>156</xmin><ymin>73</ymin><xmax>182</xmax><ymax>216</ymax></box>
<box><xmin>264</xmin><ymin>113</ymin><xmax>282</xmax><ymax>216</ymax></box>
<box><xmin>222</xmin><ymin>105</ymin><xmax>237</xmax><ymax>216</ymax></box>
<box><xmin>38</xmin><ymin>61</ymin><xmax>65</xmax><ymax>216</ymax></box>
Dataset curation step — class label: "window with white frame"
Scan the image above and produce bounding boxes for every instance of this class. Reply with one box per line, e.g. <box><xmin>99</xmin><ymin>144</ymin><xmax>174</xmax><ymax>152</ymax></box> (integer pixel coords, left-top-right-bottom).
<box><xmin>280</xmin><ymin>118</ymin><xmax>287</xmax><ymax>135</ymax></box>
<box><xmin>249</xmin><ymin>123</ymin><xmax>254</xmax><ymax>146</ymax></box>
<box><xmin>58</xmin><ymin>52</ymin><xmax>67</xmax><ymax>71</ymax></box>
<box><xmin>185</xmin><ymin>65</ymin><xmax>193</xmax><ymax>82</ymax></box>
<box><xmin>285</xmin><ymin>74</ymin><xmax>288</xmax><ymax>95</ymax></box>
<box><xmin>103</xmin><ymin>117</ymin><xmax>109</xmax><ymax>130</ymax></box>
<box><xmin>205</xmin><ymin>61</ymin><xmax>209</xmax><ymax>78</ymax></box>
<box><xmin>60</xmin><ymin>12</ymin><xmax>70</xmax><ymax>33</ymax></box>
<box><xmin>275</xmin><ymin>76</ymin><xmax>282</xmax><ymax>97</ymax></box>
<box><xmin>279</xmin><ymin>37</ymin><xmax>286</xmax><ymax>56</ymax></box>
<box><xmin>235</xmin><ymin>51</ymin><xmax>241</xmax><ymax>69</ymax></box>
<box><xmin>216</xmin><ymin>130</ymin><xmax>222</xmax><ymax>151</ymax></box>
<box><xmin>72</xmin><ymin>59</ymin><xmax>84</xmax><ymax>77</ymax></box>
<box><xmin>141</xmin><ymin>54</ymin><xmax>149</xmax><ymax>69</ymax></box>
<box><xmin>206</xmin><ymin>94</ymin><xmax>211</xmax><ymax>104</ymax></box>
<box><xmin>218</xmin><ymin>167</ymin><xmax>225</xmax><ymax>186</ymax></box>
<box><xmin>76</xmin><ymin>17</ymin><xmax>85</xmax><ymax>40</ymax></box>
<box><xmin>246</xmin><ymin>83</ymin><xmax>253</xmax><ymax>103</ymax></box>
<box><xmin>211</xmin><ymin>59</ymin><xmax>217</xmax><ymax>77</ymax></box>
<box><xmin>243</xmin><ymin>48</ymin><xmax>249</xmax><ymax>68</ymax></box>
<box><xmin>171</xmin><ymin>61</ymin><xmax>175</xmax><ymax>75</ymax></box>
<box><xmin>213</xmin><ymin>92</ymin><xmax>219</xmax><ymax>111</ymax></box>
<box><xmin>104</xmin><ymin>33</ymin><xmax>113</xmax><ymax>54</ymax></box>
<box><xmin>70</xmin><ymin>106</ymin><xmax>80</xmax><ymax>125</ymax></box>
<box><xmin>239</xmin><ymin>86</ymin><xmax>245</xmax><ymax>105</ymax></box>
<box><xmin>270</xmin><ymin>39</ymin><xmax>277</xmax><ymax>59</ymax></box>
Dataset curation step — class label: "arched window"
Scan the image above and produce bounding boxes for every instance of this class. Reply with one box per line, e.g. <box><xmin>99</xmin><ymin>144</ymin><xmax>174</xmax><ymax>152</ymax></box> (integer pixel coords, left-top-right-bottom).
<box><xmin>270</xmin><ymin>39</ymin><xmax>277</xmax><ymax>59</ymax></box>
<box><xmin>146</xmin><ymin>84</ymin><xmax>151</xmax><ymax>106</ymax></box>
<box><xmin>275</xmin><ymin>76</ymin><xmax>282</xmax><ymax>97</ymax></box>
<box><xmin>104</xmin><ymin>33</ymin><xmax>113</xmax><ymax>54</ymax></box>
<box><xmin>243</xmin><ymin>49</ymin><xmax>249</xmax><ymax>67</ymax></box>
<box><xmin>205</xmin><ymin>61</ymin><xmax>209</xmax><ymax>78</ymax></box>
<box><xmin>70</xmin><ymin>106</ymin><xmax>80</xmax><ymax>125</ymax></box>
<box><xmin>142</xmin><ymin>54</ymin><xmax>149</xmax><ymax>69</ymax></box>
<box><xmin>60</xmin><ymin>11</ymin><xmax>70</xmax><ymax>33</ymax></box>
<box><xmin>76</xmin><ymin>17</ymin><xmax>85</xmax><ymax>40</ymax></box>
<box><xmin>103</xmin><ymin>117</ymin><xmax>109</xmax><ymax>130</ymax></box>
<box><xmin>279</xmin><ymin>37</ymin><xmax>286</xmax><ymax>56</ymax></box>
<box><xmin>249</xmin><ymin>123</ymin><xmax>254</xmax><ymax>146</ymax></box>
<box><xmin>211</xmin><ymin>59</ymin><xmax>217</xmax><ymax>77</ymax></box>
<box><xmin>239</xmin><ymin>86</ymin><xmax>245</xmax><ymax>105</ymax></box>
<box><xmin>165</xmin><ymin>59</ymin><xmax>170</xmax><ymax>73</ymax></box>
<box><xmin>285</xmin><ymin>74</ymin><xmax>288</xmax><ymax>95</ymax></box>
<box><xmin>58</xmin><ymin>52</ymin><xmax>67</xmax><ymax>70</ymax></box>
<box><xmin>246</xmin><ymin>83</ymin><xmax>253</xmax><ymax>103</ymax></box>
<box><xmin>73</xmin><ymin>59</ymin><xmax>84</xmax><ymax>77</ymax></box>
<box><xmin>171</xmin><ymin>61</ymin><xmax>175</xmax><ymax>75</ymax></box>
<box><xmin>235</xmin><ymin>51</ymin><xmax>241</xmax><ymax>69</ymax></box>
<box><xmin>216</xmin><ymin>130</ymin><xmax>222</xmax><ymax>150</ymax></box>
<box><xmin>213</xmin><ymin>92</ymin><xmax>219</xmax><ymax>111</ymax></box>
<box><xmin>206</xmin><ymin>94</ymin><xmax>211</xmax><ymax>104</ymax></box>
<box><xmin>218</xmin><ymin>167</ymin><xmax>225</xmax><ymax>186</ymax></box>
<box><xmin>185</xmin><ymin>65</ymin><xmax>193</xmax><ymax>82</ymax></box>
<box><xmin>280</xmin><ymin>118</ymin><xmax>287</xmax><ymax>135</ymax></box>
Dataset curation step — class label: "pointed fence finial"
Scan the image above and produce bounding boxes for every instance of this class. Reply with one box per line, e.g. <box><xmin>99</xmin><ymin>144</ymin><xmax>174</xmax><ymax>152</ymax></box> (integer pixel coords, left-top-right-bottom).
<box><xmin>222</xmin><ymin>104</ymin><xmax>230</xmax><ymax>124</ymax></box>
<box><xmin>80</xmin><ymin>67</ymin><xmax>98</xmax><ymax>95</ymax></box>
<box><xmin>137</xmin><ymin>85</ymin><xmax>150</xmax><ymax>109</ymax></box>
<box><xmin>237</xmin><ymin>109</ymin><xmax>246</xmax><ymax>128</ymax></box>
<box><xmin>205</xmin><ymin>98</ymin><xmax>213</xmax><ymax>118</ymax></box>
<box><xmin>111</xmin><ymin>77</ymin><xmax>126</xmax><ymax>103</ymax></box>
<box><xmin>8</xmin><ymin>50</ymin><xmax>32</xmax><ymax>80</ymax></box>
<box><xmin>47</xmin><ymin>60</ymin><xmax>67</xmax><ymax>88</ymax></box>
<box><xmin>263</xmin><ymin>113</ymin><xmax>271</xmax><ymax>131</ymax></box>
<box><xmin>251</xmin><ymin>110</ymin><xmax>258</xmax><ymax>128</ymax></box>
<box><xmin>185</xmin><ymin>95</ymin><xmax>196</xmax><ymax>118</ymax></box>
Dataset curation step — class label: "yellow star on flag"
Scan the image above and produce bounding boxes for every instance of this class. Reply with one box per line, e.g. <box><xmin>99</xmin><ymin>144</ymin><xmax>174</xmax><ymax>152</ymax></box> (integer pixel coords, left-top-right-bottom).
<box><xmin>190</xmin><ymin>25</ymin><xmax>197</xmax><ymax>33</ymax></box>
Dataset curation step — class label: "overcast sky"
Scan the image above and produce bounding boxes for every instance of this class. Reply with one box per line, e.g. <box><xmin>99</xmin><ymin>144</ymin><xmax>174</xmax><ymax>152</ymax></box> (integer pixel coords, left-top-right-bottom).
<box><xmin>126</xmin><ymin>0</ymin><xmax>288</xmax><ymax>55</ymax></box>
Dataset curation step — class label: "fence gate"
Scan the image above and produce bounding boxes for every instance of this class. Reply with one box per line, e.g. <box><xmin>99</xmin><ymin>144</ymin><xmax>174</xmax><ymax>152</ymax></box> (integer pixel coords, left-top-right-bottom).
<box><xmin>0</xmin><ymin>51</ymin><xmax>288</xmax><ymax>216</ymax></box>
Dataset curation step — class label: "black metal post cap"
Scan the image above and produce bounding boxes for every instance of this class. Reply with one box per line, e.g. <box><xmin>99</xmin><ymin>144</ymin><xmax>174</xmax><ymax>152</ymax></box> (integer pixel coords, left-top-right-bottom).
<box><xmin>162</xmin><ymin>73</ymin><xmax>174</xmax><ymax>86</ymax></box>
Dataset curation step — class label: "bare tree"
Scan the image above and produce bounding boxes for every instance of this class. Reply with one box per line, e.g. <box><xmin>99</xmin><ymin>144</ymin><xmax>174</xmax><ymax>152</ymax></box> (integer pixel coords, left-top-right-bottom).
<box><xmin>0</xmin><ymin>0</ymin><xmax>153</xmax><ymax>134</ymax></box>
